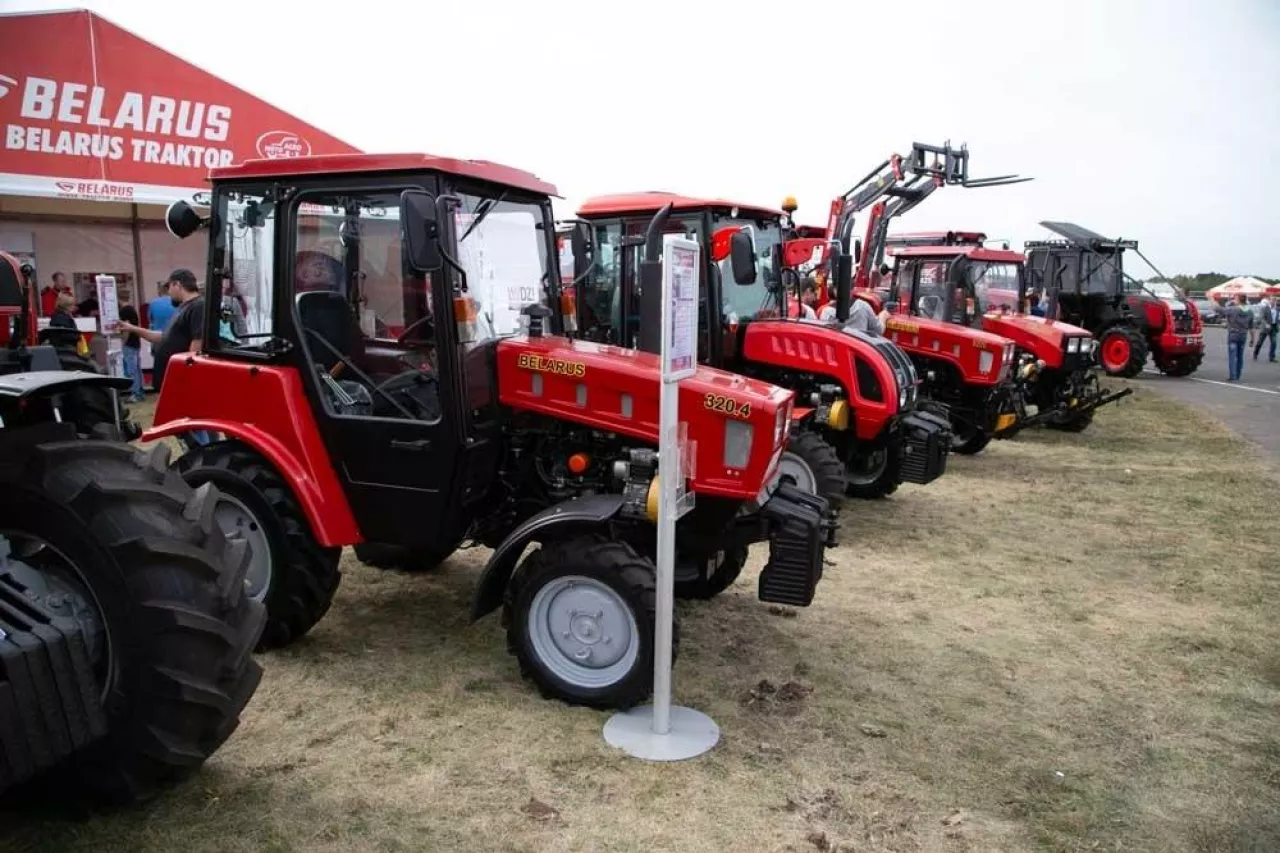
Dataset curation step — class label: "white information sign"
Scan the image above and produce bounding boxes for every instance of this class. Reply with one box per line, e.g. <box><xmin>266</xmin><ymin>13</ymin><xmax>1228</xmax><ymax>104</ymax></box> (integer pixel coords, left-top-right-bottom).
<box><xmin>95</xmin><ymin>274</ymin><xmax>120</xmax><ymax>335</ymax></box>
<box><xmin>661</xmin><ymin>235</ymin><xmax>699</xmax><ymax>380</ymax></box>
<box><xmin>603</xmin><ymin>232</ymin><xmax>717</xmax><ymax>762</ymax></box>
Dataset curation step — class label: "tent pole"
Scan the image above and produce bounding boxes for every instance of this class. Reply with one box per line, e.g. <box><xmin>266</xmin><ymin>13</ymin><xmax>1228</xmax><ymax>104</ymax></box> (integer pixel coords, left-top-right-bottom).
<box><xmin>130</xmin><ymin>203</ymin><xmax>144</xmax><ymax>303</ymax></box>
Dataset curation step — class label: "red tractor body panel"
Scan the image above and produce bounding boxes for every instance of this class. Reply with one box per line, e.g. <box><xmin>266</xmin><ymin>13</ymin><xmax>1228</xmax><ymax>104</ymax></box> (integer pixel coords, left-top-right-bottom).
<box><xmin>980</xmin><ymin>314</ymin><xmax>1088</xmax><ymax>370</ymax></box>
<box><xmin>577</xmin><ymin>192</ymin><xmax>782</xmax><ymax>218</ymax></box>
<box><xmin>497</xmin><ymin>336</ymin><xmax>793</xmax><ymax>501</ymax></box>
<box><xmin>1125</xmin><ymin>293</ymin><xmax>1203</xmax><ymax>356</ymax></box>
<box><xmin>881</xmin><ymin>313</ymin><xmax>1012</xmax><ymax>386</ymax></box>
<box><xmin>739</xmin><ymin>320</ymin><xmax>896</xmax><ymax>441</ymax></box>
<box><xmin>142</xmin><ymin>355</ymin><xmax>361</xmax><ymax>547</ymax></box>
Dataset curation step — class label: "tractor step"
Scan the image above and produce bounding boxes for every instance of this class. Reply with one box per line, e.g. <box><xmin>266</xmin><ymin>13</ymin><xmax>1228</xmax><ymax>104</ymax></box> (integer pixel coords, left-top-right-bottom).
<box><xmin>899</xmin><ymin>410</ymin><xmax>951</xmax><ymax>485</ymax></box>
<box><xmin>0</xmin><ymin>570</ymin><xmax>107</xmax><ymax>792</ymax></box>
<box><xmin>757</xmin><ymin>482</ymin><xmax>829</xmax><ymax>608</ymax></box>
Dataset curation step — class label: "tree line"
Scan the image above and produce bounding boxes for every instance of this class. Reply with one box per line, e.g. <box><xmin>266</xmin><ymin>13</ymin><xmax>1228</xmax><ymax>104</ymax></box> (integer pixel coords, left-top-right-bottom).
<box><xmin>1147</xmin><ymin>272</ymin><xmax>1280</xmax><ymax>290</ymax></box>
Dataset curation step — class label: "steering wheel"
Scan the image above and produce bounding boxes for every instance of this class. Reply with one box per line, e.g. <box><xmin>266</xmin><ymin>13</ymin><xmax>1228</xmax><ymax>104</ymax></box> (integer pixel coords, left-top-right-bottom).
<box><xmin>396</xmin><ymin>313</ymin><xmax>435</xmax><ymax>344</ymax></box>
<box><xmin>918</xmin><ymin>294</ymin><xmax>941</xmax><ymax>318</ymax></box>
<box><xmin>303</xmin><ymin>328</ymin><xmax>419</xmax><ymax>420</ymax></box>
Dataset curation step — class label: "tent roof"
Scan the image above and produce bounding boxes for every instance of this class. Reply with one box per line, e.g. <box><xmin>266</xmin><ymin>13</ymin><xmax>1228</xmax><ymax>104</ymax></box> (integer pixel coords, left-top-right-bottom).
<box><xmin>0</xmin><ymin>8</ymin><xmax>360</xmax><ymax>205</ymax></box>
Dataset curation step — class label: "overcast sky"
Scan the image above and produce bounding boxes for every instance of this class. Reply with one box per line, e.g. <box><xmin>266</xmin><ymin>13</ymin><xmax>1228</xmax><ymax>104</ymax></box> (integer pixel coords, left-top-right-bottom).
<box><xmin>6</xmin><ymin>0</ymin><xmax>1278</xmax><ymax>276</ymax></box>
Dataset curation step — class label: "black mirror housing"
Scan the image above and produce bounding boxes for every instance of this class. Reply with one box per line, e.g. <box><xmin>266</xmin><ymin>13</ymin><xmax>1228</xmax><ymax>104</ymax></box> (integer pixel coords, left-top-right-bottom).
<box><xmin>401</xmin><ymin>189</ymin><xmax>443</xmax><ymax>273</ymax></box>
<box><xmin>165</xmin><ymin>199</ymin><xmax>207</xmax><ymax>240</ymax></box>
<box><xmin>729</xmin><ymin>229</ymin><xmax>757</xmax><ymax>286</ymax></box>
<box><xmin>853</xmin><ymin>238</ymin><xmax>863</xmax><ymax>264</ymax></box>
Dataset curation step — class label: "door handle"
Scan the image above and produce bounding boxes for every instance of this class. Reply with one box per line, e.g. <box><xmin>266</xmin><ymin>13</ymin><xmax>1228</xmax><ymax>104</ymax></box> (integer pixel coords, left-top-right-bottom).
<box><xmin>390</xmin><ymin>438</ymin><xmax>432</xmax><ymax>451</ymax></box>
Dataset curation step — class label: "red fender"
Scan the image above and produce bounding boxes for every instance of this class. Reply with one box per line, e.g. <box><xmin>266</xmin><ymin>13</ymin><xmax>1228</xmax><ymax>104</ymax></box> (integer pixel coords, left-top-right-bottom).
<box><xmin>143</xmin><ymin>355</ymin><xmax>361</xmax><ymax>547</ymax></box>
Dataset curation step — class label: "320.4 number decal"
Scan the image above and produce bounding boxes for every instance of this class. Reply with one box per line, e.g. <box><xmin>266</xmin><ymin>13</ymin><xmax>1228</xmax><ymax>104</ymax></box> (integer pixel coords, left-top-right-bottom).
<box><xmin>703</xmin><ymin>393</ymin><xmax>752</xmax><ymax>419</ymax></box>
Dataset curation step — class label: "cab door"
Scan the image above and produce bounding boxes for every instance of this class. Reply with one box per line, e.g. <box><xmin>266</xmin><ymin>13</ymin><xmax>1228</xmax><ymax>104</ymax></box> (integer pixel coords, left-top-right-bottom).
<box><xmin>284</xmin><ymin>181</ymin><xmax>466</xmax><ymax>549</ymax></box>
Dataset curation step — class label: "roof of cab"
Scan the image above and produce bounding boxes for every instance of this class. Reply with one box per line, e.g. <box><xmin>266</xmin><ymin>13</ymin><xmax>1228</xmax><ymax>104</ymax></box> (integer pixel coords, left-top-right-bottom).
<box><xmin>577</xmin><ymin>191</ymin><xmax>782</xmax><ymax>218</ymax></box>
<box><xmin>889</xmin><ymin>245</ymin><xmax>1026</xmax><ymax>264</ymax></box>
<box><xmin>210</xmin><ymin>153</ymin><xmax>559</xmax><ymax>197</ymax></box>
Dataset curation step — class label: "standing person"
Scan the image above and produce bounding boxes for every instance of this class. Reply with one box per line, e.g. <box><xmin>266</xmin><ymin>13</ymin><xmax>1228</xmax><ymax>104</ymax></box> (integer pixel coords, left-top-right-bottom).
<box><xmin>1252</xmin><ymin>295</ymin><xmax>1278</xmax><ymax>363</ymax></box>
<box><xmin>1224</xmin><ymin>293</ymin><xmax>1255</xmax><ymax>382</ymax></box>
<box><xmin>117</xmin><ymin>296</ymin><xmax>144</xmax><ymax>402</ymax></box>
<box><xmin>117</xmin><ymin>269</ymin><xmax>209</xmax><ymax>446</ymax></box>
<box><xmin>147</xmin><ymin>279</ymin><xmax>177</xmax><ymax>333</ymax></box>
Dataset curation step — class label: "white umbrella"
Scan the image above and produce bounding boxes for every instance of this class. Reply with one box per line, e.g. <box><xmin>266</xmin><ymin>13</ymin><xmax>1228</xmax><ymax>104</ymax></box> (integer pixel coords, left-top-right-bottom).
<box><xmin>1207</xmin><ymin>277</ymin><xmax>1270</xmax><ymax>302</ymax></box>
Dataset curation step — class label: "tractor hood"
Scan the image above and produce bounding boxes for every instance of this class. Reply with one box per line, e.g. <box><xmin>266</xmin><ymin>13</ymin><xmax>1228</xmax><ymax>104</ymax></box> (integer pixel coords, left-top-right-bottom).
<box><xmin>981</xmin><ymin>313</ymin><xmax>1091</xmax><ymax>368</ymax></box>
<box><xmin>883</xmin><ymin>314</ymin><xmax>1014</xmax><ymax>386</ymax></box>
<box><xmin>496</xmin><ymin>335</ymin><xmax>794</xmax><ymax>501</ymax></box>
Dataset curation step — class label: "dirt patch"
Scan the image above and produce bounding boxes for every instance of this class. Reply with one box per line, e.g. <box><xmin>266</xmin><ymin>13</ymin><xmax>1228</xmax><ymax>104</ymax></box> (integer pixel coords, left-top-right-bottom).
<box><xmin>5</xmin><ymin>385</ymin><xmax>1277</xmax><ymax>853</ymax></box>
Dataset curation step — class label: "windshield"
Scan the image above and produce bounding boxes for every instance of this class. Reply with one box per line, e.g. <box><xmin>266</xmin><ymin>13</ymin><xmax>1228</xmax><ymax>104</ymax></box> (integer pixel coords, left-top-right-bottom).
<box><xmin>1146</xmin><ymin>280</ymin><xmax>1181</xmax><ymax>299</ymax></box>
<box><xmin>713</xmin><ymin>213</ymin><xmax>784</xmax><ymax>321</ymax></box>
<box><xmin>966</xmin><ymin>261</ymin><xmax>1021</xmax><ymax>315</ymax></box>
<box><xmin>452</xmin><ymin>190</ymin><xmax>551</xmax><ymax>344</ymax></box>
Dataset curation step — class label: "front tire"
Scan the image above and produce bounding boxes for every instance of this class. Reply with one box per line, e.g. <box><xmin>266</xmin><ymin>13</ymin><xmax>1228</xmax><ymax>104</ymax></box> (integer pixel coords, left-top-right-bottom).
<box><xmin>503</xmin><ymin>534</ymin><xmax>670</xmax><ymax>709</ymax></box>
<box><xmin>1098</xmin><ymin>327</ymin><xmax>1148</xmax><ymax>378</ymax></box>
<box><xmin>776</xmin><ymin>428</ymin><xmax>847</xmax><ymax>511</ymax></box>
<box><xmin>844</xmin><ymin>443</ymin><xmax>901</xmax><ymax>500</ymax></box>
<box><xmin>948</xmin><ymin>410</ymin><xmax>993</xmax><ymax>456</ymax></box>
<box><xmin>1155</xmin><ymin>352</ymin><xmax>1202</xmax><ymax>377</ymax></box>
<box><xmin>1046</xmin><ymin>409</ymin><xmax>1094</xmax><ymax>433</ymax></box>
<box><xmin>177</xmin><ymin>441</ymin><xmax>341</xmax><ymax>650</ymax></box>
<box><xmin>673</xmin><ymin>545</ymin><xmax>748</xmax><ymax>601</ymax></box>
<box><xmin>1</xmin><ymin>441</ymin><xmax>265</xmax><ymax>804</ymax></box>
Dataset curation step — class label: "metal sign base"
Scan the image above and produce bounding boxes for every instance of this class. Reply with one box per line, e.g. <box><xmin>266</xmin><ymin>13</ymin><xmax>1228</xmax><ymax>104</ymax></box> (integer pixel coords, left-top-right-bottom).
<box><xmin>603</xmin><ymin>704</ymin><xmax>720</xmax><ymax>761</ymax></box>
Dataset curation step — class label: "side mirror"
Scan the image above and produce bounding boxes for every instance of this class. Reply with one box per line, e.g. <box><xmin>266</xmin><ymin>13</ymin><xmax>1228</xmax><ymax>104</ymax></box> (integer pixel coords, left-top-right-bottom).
<box><xmin>729</xmin><ymin>229</ymin><xmax>757</xmax><ymax>285</ymax></box>
<box><xmin>165</xmin><ymin>199</ymin><xmax>207</xmax><ymax>240</ymax></box>
<box><xmin>853</xmin><ymin>238</ymin><xmax>863</xmax><ymax>264</ymax></box>
<box><xmin>400</xmin><ymin>189</ymin><xmax>442</xmax><ymax>273</ymax></box>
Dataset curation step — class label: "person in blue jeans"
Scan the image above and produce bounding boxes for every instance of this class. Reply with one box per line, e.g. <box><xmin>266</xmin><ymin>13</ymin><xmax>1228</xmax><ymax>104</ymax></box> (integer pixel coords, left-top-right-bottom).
<box><xmin>1223</xmin><ymin>294</ymin><xmax>1255</xmax><ymax>382</ymax></box>
<box><xmin>117</xmin><ymin>299</ymin><xmax>144</xmax><ymax>402</ymax></box>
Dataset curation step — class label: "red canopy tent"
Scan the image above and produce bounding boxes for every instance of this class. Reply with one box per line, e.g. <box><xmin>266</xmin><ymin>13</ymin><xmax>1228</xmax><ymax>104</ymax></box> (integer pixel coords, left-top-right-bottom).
<box><xmin>0</xmin><ymin>7</ymin><xmax>359</xmax><ymax>376</ymax></box>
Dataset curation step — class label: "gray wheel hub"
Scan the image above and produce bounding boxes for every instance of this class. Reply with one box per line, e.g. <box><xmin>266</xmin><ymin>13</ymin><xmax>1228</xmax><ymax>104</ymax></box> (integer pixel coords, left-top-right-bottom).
<box><xmin>774</xmin><ymin>451</ymin><xmax>817</xmax><ymax>494</ymax></box>
<box><xmin>526</xmin><ymin>575</ymin><xmax>639</xmax><ymax>689</ymax></box>
<box><xmin>212</xmin><ymin>495</ymin><xmax>273</xmax><ymax>602</ymax></box>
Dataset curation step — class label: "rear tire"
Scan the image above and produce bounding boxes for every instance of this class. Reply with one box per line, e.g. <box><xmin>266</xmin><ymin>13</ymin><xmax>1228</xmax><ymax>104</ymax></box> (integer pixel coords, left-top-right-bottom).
<box><xmin>1</xmin><ymin>441</ymin><xmax>265</xmax><ymax>804</ymax></box>
<box><xmin>777</xmin><ymin>428</ymin><xmax>847</xmax><ymax>511</ymax></box>
<box><xmin>177</xmin><ymin>441</ymin><xmax>341</xmax><ymax>650</ymax></box>
<box><xmin>1098</xmin><ymin>327</ymin><xmax>1148</xmax><ymax>378</ymax></box>
<box><xmin>503</xmin><ymin>534</ymin><xmax>670</xmax><ymax>709</ymax></box>
<box><xmin>353</xmin><ymin>541</ymin><xmax>458</xmax><ymax>573</ymax></box>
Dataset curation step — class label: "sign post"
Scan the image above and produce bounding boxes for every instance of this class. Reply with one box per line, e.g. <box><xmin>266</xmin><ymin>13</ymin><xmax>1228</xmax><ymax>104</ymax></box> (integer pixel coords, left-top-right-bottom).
<box><xmin>603</xmin><ymin>233</ymin><xmax>720</xmax><ymax>761</ymax></box>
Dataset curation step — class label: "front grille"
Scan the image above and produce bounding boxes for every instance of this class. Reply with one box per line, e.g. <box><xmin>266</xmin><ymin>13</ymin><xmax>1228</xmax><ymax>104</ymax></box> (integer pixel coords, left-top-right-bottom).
<box><xmin>1172</xmin><ymin>310</ymin><xmax>1193</xmax><ymax>333</ymax></box>
<box><xmin>757</xmin><ymin>482</ymin><xmax>829</xmax><ymax>608</ymax></box>
<box><xmin>1</xmin><ymin>570</ymin><xmax>108</xmax><ymax>791</ymax></box>
<box><xmin>899</xmin><ymin>410</ymin><xmax>950</xmax><ymax>485</ymax></box>
<box><xmin>847</xmin><ymin>330</ymin><xmax>919</xmax><ymax>407</ymax></box>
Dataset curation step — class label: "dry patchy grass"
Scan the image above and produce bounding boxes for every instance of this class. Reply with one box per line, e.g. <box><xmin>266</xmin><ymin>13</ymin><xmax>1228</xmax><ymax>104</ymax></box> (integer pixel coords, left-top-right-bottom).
<box><xmin>3</xmin><ymin>384</ymin><xmax>1278</xmax><ymax>853</ymax></box>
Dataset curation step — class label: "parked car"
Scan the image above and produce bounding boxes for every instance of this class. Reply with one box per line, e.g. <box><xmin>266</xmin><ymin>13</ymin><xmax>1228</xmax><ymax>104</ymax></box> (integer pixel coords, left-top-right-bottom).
<box><xmin>1192</xmin><ymin>298</ymin><xmax>1222</xmax><ymax>325</ymax></box>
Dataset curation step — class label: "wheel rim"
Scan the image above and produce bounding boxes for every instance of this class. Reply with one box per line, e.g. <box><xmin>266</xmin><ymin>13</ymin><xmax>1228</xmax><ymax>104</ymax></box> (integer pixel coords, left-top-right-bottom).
<box><xmin>212</xmin><ymin>494</ymin><xmax>273</xmax><ymax>602</ymax></box>
<box><xmin>1101</xmin><ymin>335</ymin><xmax>1130</xmax><ymax>372</ymax></box>
<box><xmin>526</xmin><ymin>574</ymin><xmax>639</xmax><ymax>690</ymax></box>
<box><xmin>847</xmin><ymin>447</ymin><xmax>888</xmax><ymax>486</ymax></box>
<box><xmin>0</xmin><ymin>531</ymin><xmax>113</xmax><ymax>701</ymax></box>
<box><xmin>774</xmin><ymin>450</ymin><xmax>818</xmax><ymax>494</ymax></box>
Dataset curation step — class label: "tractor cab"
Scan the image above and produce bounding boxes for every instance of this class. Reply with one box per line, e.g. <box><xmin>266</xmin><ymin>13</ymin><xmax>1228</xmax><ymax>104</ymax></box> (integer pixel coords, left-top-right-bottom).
<box><xmin>1025</xmin><ymin>221</ymin><xmax>1204</xmax><ymax>377</ymax></box>
<box><xmin>146</xmin><ymin>154</ymin><xmax>833</xmax><ymax>710</ymax></box>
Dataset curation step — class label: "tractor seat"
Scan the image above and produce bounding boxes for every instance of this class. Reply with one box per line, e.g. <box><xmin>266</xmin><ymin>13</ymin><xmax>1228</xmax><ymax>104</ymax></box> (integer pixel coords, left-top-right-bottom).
<box><xmin>296</xmin><ymin>290</ymin><xmax>366</xmax><ymax>373</ymax></box>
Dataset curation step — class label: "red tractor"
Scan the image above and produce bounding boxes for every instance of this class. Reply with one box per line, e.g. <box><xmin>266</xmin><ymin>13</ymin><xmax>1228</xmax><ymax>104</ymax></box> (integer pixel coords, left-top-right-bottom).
<box><xmin>882</xmin><ymin>230</ymin><xmax>1132</xmax><ymax>433</ymax></box>
<box><xmin>565</xmin><ymin>190</ymin><xmax>952</xmax><ymax>505</ymax></box>
<box><xmin>144</xmin><ymin>153</ymin><xmax>833</xmax><ymax>710</ymax></box>
<box><xmin>1024</xmin><ymin>222</ymin><xmax>1204</xmax><ymax>377</ymax></box>
<box><xmin>810</xmin><ymin>143</ymin><xmax>1033</xmax><ymax>454</ymax></box>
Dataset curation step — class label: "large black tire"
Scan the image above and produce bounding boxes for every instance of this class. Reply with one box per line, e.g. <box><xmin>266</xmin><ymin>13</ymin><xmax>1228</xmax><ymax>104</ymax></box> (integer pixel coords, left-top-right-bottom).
<box><xmin>948</xmin><ymin>412</ymin><xmax>993</xmax><ymax>456</ymax></box>
<box><xmin>353</xmin><ymin>540</ymin><xmax>459</xmax><ymax>573</ymax></box>
<box><xmin>1</xmin><ymin>441</ymin><xmax>265</xmax><ymax>805</ymax></box>
<box><xmin>1156</xmin><ymin>351</ymin><xmax>1203</xmax><ymax>377</ymax></box>
<box><xmin>53</xmin><ymin>351</ymin><xmax>140</xmax><ymax>442</ymax></box>
<box><xmin>673</xmin><ymin>545</ymin><xmax>748</xmax><ymax>601</ymax></box>
<box><xmin>777</xmin><ymin>428</ymin><xmax>847</xmax><ymax>511</ymax></box>
<box><xmin>844</xmin><ymin>443</ymin><xmax>901</xmax><ymax>500</ymax></box>
<box><xmin>1098</xmin><ymin>326</ymin><xmax>1148</xmax><ymax>378</ymax></box>
<box><xmin>176</xmin><ymin>441</ymin><xmax>341</xmax><ymax>650</ymax></box>
<box><xmin>503</xmin><ymin>534</ymin><xmax>672</xmax><ymax>709</ymax></box>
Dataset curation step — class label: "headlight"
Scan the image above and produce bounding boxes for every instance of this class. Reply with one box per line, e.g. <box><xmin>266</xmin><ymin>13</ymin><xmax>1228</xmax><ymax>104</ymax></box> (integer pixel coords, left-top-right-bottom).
<box><xmin>1067</xmin><ymin>337</ymin><xmax>1081</xmax><ymax>354</ymax></box>
<box><xmin>724</xmin><ymin>419</ymin><xmax>753</xmax><ymax>469</ymax></box>
<box><xmin>979</xmin><ymin>350</ymin><xmax>995</xmax><ymax>374</ymax></box>
<box><xmin>774</xmin><ymin>404</ymin><xmax>787</xmax><ymax>445</ymax></box>
<box><xmin>1003</xmin><ymin>343</ymin><xmax>1014</xmax><ymax>364</ymax></box>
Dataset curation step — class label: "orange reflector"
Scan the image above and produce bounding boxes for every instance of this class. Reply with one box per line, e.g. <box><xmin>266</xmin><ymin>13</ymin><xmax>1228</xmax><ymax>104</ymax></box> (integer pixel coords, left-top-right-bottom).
<box><xmin>454</xmin><ymin>296</ymin><xmax>478</xmax><ymax>322</ymax></box>
<box><xmin>567</xmin><ymin>453</ymin><xmax>590</xmax><ymax>475</ymax></box>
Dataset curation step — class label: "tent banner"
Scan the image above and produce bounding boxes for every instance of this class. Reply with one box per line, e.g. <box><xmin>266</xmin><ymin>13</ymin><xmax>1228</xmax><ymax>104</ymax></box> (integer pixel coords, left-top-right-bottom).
<box><xmin>0</xmin><ymin>9</ymin><xmax>358</xmax><ymax>199</ymax></box>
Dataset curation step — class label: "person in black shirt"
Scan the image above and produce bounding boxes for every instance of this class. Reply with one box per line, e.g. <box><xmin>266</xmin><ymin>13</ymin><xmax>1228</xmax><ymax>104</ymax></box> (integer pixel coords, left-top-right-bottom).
<box><xmin>118</xmin><ymin>298</ymin><xmax>144</xmax><ymax>402</ymax></box>
<box><xmin>117</xmin><ymin>268</ymin><xmax>210</xmax><ymax>446</ymax></box>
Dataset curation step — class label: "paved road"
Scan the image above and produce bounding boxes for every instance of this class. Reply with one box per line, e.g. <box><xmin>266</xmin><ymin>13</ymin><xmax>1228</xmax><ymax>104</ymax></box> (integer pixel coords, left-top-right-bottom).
<box><xmin>1135</xmin><ymin>325</ymin><xmax>1280</xmax><ymax>459</ymax></box>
